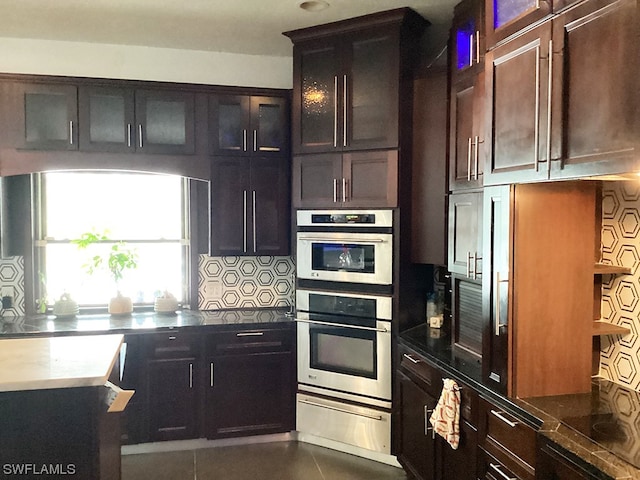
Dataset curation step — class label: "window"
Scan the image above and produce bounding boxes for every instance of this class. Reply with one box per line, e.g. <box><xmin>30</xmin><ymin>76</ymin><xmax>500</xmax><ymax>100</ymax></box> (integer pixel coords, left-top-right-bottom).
<box><xmin>36</xmin><ymin>172</ymin><xmax>188</xmax><ymax>309</ymax></box>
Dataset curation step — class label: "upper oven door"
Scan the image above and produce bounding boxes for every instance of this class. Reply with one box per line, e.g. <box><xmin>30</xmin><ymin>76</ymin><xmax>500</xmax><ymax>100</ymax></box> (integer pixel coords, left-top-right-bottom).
<box><xmin>297</xmin><ymin>231</ymin><xmax>393</xmax><ymax>285</ymax></box>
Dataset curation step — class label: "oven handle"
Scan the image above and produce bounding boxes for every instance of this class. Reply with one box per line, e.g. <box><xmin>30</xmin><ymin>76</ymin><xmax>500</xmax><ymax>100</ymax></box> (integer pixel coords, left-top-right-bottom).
<box><xmin>297</xmin><ymin>235</ymin><xmax>388</xmax><ymax>244</ymax></box>
<box><xmin>298</xmin><ymin>398</ymin><xmax>384</xmax><ymax>421</ymax></box>
<box><xmin>294</xmin><ymin>317</ymin><xmax>389</xmax><ymax>333</ymax></box>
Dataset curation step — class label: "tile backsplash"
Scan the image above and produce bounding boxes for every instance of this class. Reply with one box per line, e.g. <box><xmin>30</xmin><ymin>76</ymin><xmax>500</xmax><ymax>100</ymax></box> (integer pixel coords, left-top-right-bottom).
<box><xmin>197</xmin><ymin>254</ymin><xmax>295</xmax><ymax>310</ymax></box>
<box><xmin>0</xmin><ymin>256</ymin><xmax>25</xmax><ymax>317</ymax></box>
<box><xmin>600</xmin><ymin>182</ymin><xmax>640</xmax><ymax>389</ymax></box>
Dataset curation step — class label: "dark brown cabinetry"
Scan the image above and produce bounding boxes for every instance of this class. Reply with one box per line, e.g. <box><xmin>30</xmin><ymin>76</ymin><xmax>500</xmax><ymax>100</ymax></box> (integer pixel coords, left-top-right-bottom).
<box><xmin>145</xmin><ymin>331</ymin><xmax>201</xmax><ymax>442</ymax></box>
<box><xmin>209</xmin><ymin>95</ymin><xmax>288</xmax><ymax>157</ymax></box>
<box><xmin>448</xmin><ymin>191</ymin><xmax>483</xmax><ymax>278</ymax></box>
<box><xmin>484</xmin><ymin>21</ymin><xmax>552</xmax><ymax>185</ymax></box>
<box><xmin>396</xmin><ymin>344</ymin><xmax>478</xmax><ymax>480</ymax></box>
<box><xmin>452</xmin><ymin>0</ymin><xmax>485</xmax><ymax>83</ymax></box>
<box><xmin>285</xmin><ymin>9</ymin><xmax>426</xmax><ymax>155</ymax></box>
<box><xmin>292</xmin><ymin>150</ymin><xmax>398</xmax><ymax>208</ymax></box>
<box><xmin>203</xmin><ymin>327</ymin><xmax>295</xmax><ymax>439</ymax></box>
<box><xmin>15</xmin><ymin>83</ymin><xmax>79</xmax><ymax>150</ymax></box>
<box><xmin>485</xmin><ymin>0</ymin><xmax>552</xmax><ymax>48</ymax></box>
<box><xmin>536</xmin><ymin>437</ymin><xmax>605</xmax><ymax>480</ymax></box>
<box><xmin>210</xmin><ymin>156</ymin><xmax>289</xmax><ymax>256</ymax></box>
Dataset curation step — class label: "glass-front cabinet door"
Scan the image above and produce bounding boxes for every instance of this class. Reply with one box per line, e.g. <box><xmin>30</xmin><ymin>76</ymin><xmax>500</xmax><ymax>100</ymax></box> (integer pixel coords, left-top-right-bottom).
<box><xmin>135</xmin><ymin>90</ymin><xmax>195</xmax><ymax>155</ymax></box>
<box><xmin>79</xmin><ymin>86</ymin><xmax>135</xmax><ymax>153</ymax></box>
<box><xmin>19</xmin><ymin>84</ymin><xmax>78</xmax><ymax>150</ymax></box>
<box><xmin>452</xmin><ymin>0</ymin><xmax>484</xmax><ymax>83</ymax></box>
<box><xmin>250</xmin><ymin>96</ymin><xmax>288</xmax><ymax>155</ymax></box>
<box><xmin>210</xmin><ymin>95</ymin><xmax>250</xmax><ymax>156</ymax></box>
<box><xmin>485</xmin><ymin>0</ymin><xmax>552</xmax><ymax>47</ymax></box>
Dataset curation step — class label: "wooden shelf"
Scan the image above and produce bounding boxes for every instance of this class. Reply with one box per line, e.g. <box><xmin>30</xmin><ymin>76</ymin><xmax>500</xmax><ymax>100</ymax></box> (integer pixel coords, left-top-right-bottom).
<box><xmin>592</xmin><ymin>321</ymin><xmax>631</xmax><ymax>336</ymax></box>
<box><xmin>594</xmin><ymin>263</ymin><xmax>632</xmax><ymax>275</ymax></box>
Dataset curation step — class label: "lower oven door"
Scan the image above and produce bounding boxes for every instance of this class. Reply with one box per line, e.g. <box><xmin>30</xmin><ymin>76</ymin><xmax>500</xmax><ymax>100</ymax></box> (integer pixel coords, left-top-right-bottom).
<box><xmin>296</xmin><ymin>315</ymin><xmax>391</xmax><ymax>401</ymax></box>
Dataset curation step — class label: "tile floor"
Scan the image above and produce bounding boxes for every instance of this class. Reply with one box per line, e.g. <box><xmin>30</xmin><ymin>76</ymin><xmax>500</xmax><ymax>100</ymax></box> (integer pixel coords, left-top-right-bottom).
<box><xmin>122</xmin><ymin>441</ymin><xmax>407</xmax><ymax>480</ymax></box>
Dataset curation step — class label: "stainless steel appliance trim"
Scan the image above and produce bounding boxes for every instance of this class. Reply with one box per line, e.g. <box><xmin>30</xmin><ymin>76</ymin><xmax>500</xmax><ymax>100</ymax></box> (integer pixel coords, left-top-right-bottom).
<box><xmin>236</xmin><ymin>331</ymin><xmax>265</xmax><ymax>337</ymax></box>
<box><xmin>297</xmin><ymin>233</ymin><xmax>388</xmax><ymax>243</ymax></box>
<box><xmin>297</xmin><ymin>385</ymin><xmax>392</xmax><ymax>410</ymax></box>
<box><xmin>299</xmin><ymin>398</ymin><xmax>383</xmax><ymax>420</ymax></box>
<box><xmin>296</xmin><ymin>209</ymin><xmax>393</xmax><ymax>228</ymax></box>
<box><xmin>294</xmin><ymin>317</ymin><xmax>388</xmax><ymax>333</ymax></box>
<box><xmin>295</xmin><ymin>289</ymin><xmax>393</xmax><ymax>321</ymax></box>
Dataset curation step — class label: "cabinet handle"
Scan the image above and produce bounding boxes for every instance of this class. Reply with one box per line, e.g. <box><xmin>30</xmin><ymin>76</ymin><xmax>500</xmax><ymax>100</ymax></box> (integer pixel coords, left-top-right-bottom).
<box><xmin>424</xmin><ymin>406</ymin><xmax>435</xmax><ymax>438</ymax></box>
<box><xmin>534</xmin><ymin>46</ymin><xmax>541</xmax><ymax>172</ymax></box>
<box><xmin>138</xmin><ymin>124</ymin><xmax>143</xmax><ymax>149</ymax></box>
<box><xmin>243</xmin><ymin>129</ymin><xmax>247</xmax><ymax>152</ymax></box>
<box><xmin>253</xmin><ymin>130</ymin><xmax>257</xmax><ymax>152</ymax></box>
<box><xmin>243</xmin><ymin>190</ymin><xmax>248</xmax><ymax>253</ymax></box>
<box><xmin>333</xmin><ymin>76</ymin><xmax>338</xmax><ymax>148</ymax></box>
<box><xmin>474</xmin><ymin>135</ymin><xmax>480</xmax><ymax>180</ymax></box>
<box><xmin>489</xmin><ymin>463</ymin><xmax>517</xmax><ymax>480</ymax></box>
<box><xmin>69</xmin><ymin>121</ymin><xmax>74</xmax><ymax>145</ymax></box>
<box><xmin>490</xmin><ymin>409</ymin><xmax>519</xmax><ymax>427</ymax></box>
<box><xmin>168</xmin><ymin>335</ymin><xmax>177</xmax><ymax>340</ymax></box>
<box><xmin>466</xmin><ymin>251</ymin><xmax>472</xmax><ymax>278</ymax></box>
<box><xmin>127</xmin><ymin>124</ymin><xmax>132</xmax><ymax>148</ymax></box>
<box><xmin>473</xmin><ymin>253</ymin><xmax>482</xmax><ymax>279</ymax></box>
<box><xmin>475</xmin><ymin>31</ymin><xmax>480</xmax><ymax>64</ymax></box>
<box><xmin>467</xmin><ymin>137</ymin><xmax>473</xmax><ymax>181</ymax></box>
<box><xmin>210</xmin><ymin>362</ymin><xmax>214</xmax><ymax>387</ymax></box>
<box><xmin>342</xmin><ymin>177</ymin><xmax>347</xmax><ymax>203</ymax></box>
<box><xmin>546</xmin><ymin>39</ymin><xmax>553</xmax><ymax>174</ymax></box>
<box><xmin>343</xmin><ymin>74</ymin><xmax>348</xmax><ymax>147</ymax></box>
<box><xmin>403</xmin><ymin>353</ymin><xmax>421</xmax><ymax>364</ymax></box>
<box><xmin>236</xmin><ymin>331</ymin><xmax>265</xmax><ymax>337</ymax></box>
<box><xmin>333</xmin><ymin>178</ymin><xmax>338</xmax><ymax>203</ymax></box>
<box><xmin>252</xmin><ymin>190</ymin><xmax>257</xmax><ymax>252</ymax></box>
<box><xmin>298</xmin><ymin>398</ymin><xmax>383</xmax><ymax>421</ymax></box>
<box><xmin>495</xmin><ymin>272</ymin><xmax>509</xmax><ymax>335</ymax></box>
<box><xmin>469</xmin><ymin>34</ymin><xmax>474</xmax><ymax>67</ymax></box>
<box><xmin>189</xmin><ymin>363</ymin><xmax>193</xmax><ymax>389</ymax></box>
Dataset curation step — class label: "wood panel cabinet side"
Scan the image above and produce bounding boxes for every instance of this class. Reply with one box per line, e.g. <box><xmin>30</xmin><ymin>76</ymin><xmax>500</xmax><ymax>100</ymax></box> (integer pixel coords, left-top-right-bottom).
<box><xmin>512</xmin><ymin>181</ymin><xmax>596</xmax><ymax>398</ymax></box>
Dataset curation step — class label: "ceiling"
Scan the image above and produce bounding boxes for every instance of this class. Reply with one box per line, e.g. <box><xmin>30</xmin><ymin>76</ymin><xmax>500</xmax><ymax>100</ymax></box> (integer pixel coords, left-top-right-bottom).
<box><xmin>0</xmin><ymin>0</ymin><xmax>457</xmax><ymax>57</ymax></box>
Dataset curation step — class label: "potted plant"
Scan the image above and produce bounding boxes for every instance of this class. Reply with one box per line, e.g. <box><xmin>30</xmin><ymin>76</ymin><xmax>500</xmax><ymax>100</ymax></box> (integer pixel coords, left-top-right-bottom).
<box><xmin>73</xmin><ymin>230</ymin><xmax>138</xmax><ymax>315</ymax></box>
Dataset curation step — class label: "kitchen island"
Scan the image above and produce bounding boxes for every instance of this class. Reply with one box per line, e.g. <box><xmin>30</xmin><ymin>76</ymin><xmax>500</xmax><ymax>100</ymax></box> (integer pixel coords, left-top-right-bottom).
<box><xmin>0</xmin><ymin>334</ymin><xmax>127</xmax><ymax>480</ymax></box>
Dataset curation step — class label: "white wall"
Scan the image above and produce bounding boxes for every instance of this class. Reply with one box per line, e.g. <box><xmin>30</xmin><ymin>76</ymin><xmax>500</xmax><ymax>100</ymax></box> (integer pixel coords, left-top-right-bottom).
<box><xmin>0</xmin><ymin>37</ymin><xmax>293</xmax><ymax>89</ymax></box>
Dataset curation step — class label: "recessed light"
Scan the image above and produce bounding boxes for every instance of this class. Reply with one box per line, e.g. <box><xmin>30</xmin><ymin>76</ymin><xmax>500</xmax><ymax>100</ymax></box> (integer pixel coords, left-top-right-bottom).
<box><xmin>299</xmin><ymin>0</ymin><xmax>330</xmax><ymax>12</ymax></box>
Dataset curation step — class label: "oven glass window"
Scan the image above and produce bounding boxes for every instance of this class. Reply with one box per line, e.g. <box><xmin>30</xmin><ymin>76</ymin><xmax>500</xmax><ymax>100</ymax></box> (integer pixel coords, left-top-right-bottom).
<box><xmin>311</xmin><ymin>243</ymin><xmax>375</xmax><ymax>273</ymax></box>
<box><xmin>310</xmin><ymin>327</ymin><xmax>376</xmax><ymax>379</ymax></box>
<box><xmin>308</xmin><ymin>293</ymin><xmax>377</xmax><ymax>319</ymax></box>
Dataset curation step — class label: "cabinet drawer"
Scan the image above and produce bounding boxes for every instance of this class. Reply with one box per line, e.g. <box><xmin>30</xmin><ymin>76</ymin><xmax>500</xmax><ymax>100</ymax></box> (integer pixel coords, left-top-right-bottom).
<box><xmin>399</xmin><ymin>348</ymin><xmax>442</xmax><ymax>398</ymax></box>
<box><xmin>207</xmin><ymin>328</ymin><xmax>293</xmax><ymax>356</ymax></box>
<box><xmin>480</xmin><ymin>398</ymin><xmax>536</xmax><ymax>478</ymax></box>
<box><xmin>479</xmin><ymin>446</ymin><xmax>529</xmax><ymax>480</ymax></box>
<box><xmin>146</xmin><ymin>332</ymin><xmax>201</xmax><ymax>359</ymax></box>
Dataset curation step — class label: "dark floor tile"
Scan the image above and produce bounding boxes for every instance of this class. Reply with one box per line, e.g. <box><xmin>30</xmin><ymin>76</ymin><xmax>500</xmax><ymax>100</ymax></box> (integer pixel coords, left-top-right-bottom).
<box><xmin>122</xmin><ymin>450</ymin><xmax>195</xmax><ymax>480</ymax></box>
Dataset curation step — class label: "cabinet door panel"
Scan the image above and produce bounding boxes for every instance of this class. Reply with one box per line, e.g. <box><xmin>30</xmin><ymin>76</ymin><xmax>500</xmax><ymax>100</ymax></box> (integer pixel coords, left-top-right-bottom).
<box><xmin>398</xmin><ymin>371</ymin><xmax>437</xmax><ymax>480</ymax></box>
<box><xmin>135</xmin><ymin>90</ymin><xmax>195</xmax><ymax>154</ymax></box>
<box><xmin>448</xmin><ymin>192</ymin><xmax>482</xmax><ymax>277</ymax></box>
<box><xmin>482</xmin><ymin>186</ymin><xmax>511</xmax><ymax>395</ymax></box>
<box><xmin>485</xmin><ymin>23</ymin><xmax>551</xmax><ymax>185</ymax></box>
<box><xmin>485</xmin><ymin>0</ymin><xmax>551</xmax><ymax>48</ymax></box>
<box><xmin>251</xmin><ymin>157</ymin><xmax>290</xmax><ymax>255</ymax></box>
<box><xmin>18</xmin><ymin>84</ymin><xmax>78</xmax><ymax>150</ymax></box>
<box><xmin>292</xmin><ymin>154</ymin><xmax>343</xmax><ymax>208</ymax></box>
<box><xmin>79</xmin><ymin>86</ymin><xmax>135</xmax><ymax>153</ymax></box>
<box><xmin>441</xmin><ymin>420</ymin><xmax>478</xmax><ymax>480</ymax></box>
<box><xmin>293</xmin><ymin>40</ymin><xmax>340</xmax><ymax>154</ymax></box>
<box><xmin>251</xmin><ymin>96</ymin><xmax>289</xmax><ymax>155</ymax></box>
<box><xmin>343</xmin><ymin>150</ymin><xmax>398</xmax><ymax>208</ymax></box>
<box><xmin>210</xmin><ymin>95</ymin><xmax>250</xmax><ymax>156</ymax></box>
<box><xmin>210</xmin><ymin>158</ymin><xmax>251</xmax><ymax>255</ymax></box>
<box><xmin>550</xmin><ymin>0</ymin><xmax>640</xmax><ymax>178</ymax></box>
<box><xmin>344</xmin><ymin>30</ymin><xmax>398</xmax><ymax>151</ymax></box>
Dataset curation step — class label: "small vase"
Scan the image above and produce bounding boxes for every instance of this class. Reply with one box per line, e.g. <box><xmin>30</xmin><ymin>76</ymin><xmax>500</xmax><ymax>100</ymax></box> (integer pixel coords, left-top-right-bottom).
<box><xmin>108</xmin><ymin>292</ymin><xmax>133</xmax><ymax>316</ymax></box>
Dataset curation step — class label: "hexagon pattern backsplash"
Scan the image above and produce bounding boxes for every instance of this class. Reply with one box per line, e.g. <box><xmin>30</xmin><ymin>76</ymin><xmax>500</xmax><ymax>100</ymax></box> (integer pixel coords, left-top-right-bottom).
<box><xmin>0</xmin><ymin>256</ymin><xmax>25</xmax><ymax>317</ymax></box>
<box><xmin>600</xmin><ymin>183</ymin><xmax>640</xmax><ymax>390</ymax></box>
<box><xmin>198</xmin><ymin>255</ymin><xmax>295</xmax><ymax>310</ymax></box>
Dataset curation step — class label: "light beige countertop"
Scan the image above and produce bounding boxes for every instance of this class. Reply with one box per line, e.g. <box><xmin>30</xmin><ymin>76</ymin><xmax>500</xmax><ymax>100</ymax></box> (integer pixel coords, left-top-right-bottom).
<box><xmin>0</xmin><ymin>334</ymin><xmax>123</xmax><ymax>392</ymax></box>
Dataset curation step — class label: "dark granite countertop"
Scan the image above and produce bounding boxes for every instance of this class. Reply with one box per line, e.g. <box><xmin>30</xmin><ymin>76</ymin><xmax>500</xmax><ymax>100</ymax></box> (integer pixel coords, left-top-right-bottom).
<box><xmin>400</xmin><ymin>324</ymin><xmax>640</xmax><ymax>480</ymax></box>
<box><xmin>0</xmin><ymin>307</ymin><xmax>295</xmax><ymax>337</ymax></box>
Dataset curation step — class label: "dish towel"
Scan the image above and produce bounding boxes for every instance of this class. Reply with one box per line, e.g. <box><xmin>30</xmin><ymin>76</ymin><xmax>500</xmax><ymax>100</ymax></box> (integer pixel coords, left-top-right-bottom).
<box><xmin>429</xmin><ymin>378</ymin><xmax>461</xmax><ymax>449</ymax></box>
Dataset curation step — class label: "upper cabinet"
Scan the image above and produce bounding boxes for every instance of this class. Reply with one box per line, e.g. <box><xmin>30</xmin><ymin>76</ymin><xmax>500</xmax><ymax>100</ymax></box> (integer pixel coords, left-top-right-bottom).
<box><xmin>484</xmin><ymin>0</ymin><xmax>640</xmax><ymax>185</ymax></box>
<box><xmin>79</xmin><ymin>87</ymin><xmax>195</xmax><ymax>155</ymax></box>
<box><xmin>209</xmin><ymin>95</ymin><xmax>289</xmax><ymax>157</ymax></box>
<box><xmin>452</xmin><ymin>0</ymin><xmax>485</xmax><ymax>83</ymax></box>
<box><xmin>16</xmin><ymin>83</ymin><xmax>79</xmax><ymax>151</ymax></box>
<box><xmin>284</xmin><ymin>8</ymin><xmax>428</xmax><ymax>156</ymax></box>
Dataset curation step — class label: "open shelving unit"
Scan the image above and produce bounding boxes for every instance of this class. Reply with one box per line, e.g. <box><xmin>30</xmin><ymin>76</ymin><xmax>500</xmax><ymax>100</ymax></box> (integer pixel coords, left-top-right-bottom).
<box><xmin>592</xmin><ymin>263</ymin><xmax>632</xmax><ymax>337</ymax></box>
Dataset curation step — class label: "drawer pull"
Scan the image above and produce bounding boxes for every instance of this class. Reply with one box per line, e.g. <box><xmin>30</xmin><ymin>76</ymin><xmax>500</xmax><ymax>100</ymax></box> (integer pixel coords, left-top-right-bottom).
<box><xmin>403</xmin><ymin>353</ymin><xmax>420</xmax><ymax>364</ymax></box>
<box><xmin>424</xmin><ymin>406</ymin><xmax>435</xmax><ymax>438</ymax></box>
<box><xmin>236</xmin><ymin>332</ymin><xmax>264</xmax><ymax>337</ymax></box>
<box><xmin>489</xmin><ymin>463</ymin><xmax>517</xmax><ymax>480</ymax></box>
<box><xmin>168</xmin><ymin>335</ymin><xmax>177</xmax><ymax>341</ymax></box>
<box><xmin>490</xmin><ymin>409</ymin><xmax>519</xmax><ymax>428</ymax></box>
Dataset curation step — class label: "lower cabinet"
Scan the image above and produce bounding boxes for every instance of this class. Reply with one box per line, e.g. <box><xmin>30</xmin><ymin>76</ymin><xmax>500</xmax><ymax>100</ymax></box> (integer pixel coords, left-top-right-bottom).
<box><xmin>120</xmin><ymin>324</ymin><xmax>295</xmax><ymax>444</ymax></box>
<box><xmin>536</xmin><ymin>437</ymin><xmax>607</xmax><ymax>480</ymax></box>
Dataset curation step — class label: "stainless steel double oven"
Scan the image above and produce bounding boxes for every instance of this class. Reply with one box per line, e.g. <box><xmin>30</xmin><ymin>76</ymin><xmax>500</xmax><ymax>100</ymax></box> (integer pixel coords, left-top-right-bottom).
<box><xmin>295</xmin><ymin>210</ymin><xmax>394</xmax><ymax>455</ymax></box>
